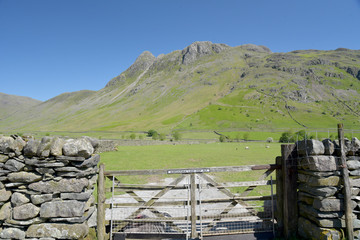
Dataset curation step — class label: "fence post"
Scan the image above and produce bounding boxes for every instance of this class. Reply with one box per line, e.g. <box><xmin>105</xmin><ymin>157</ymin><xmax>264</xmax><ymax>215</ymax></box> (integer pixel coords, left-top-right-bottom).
<box><xmin>190</xmin><ymin>173</ymin><xmax>198</xmax><ymax>239</ymax></box>
<box><xmin>97</xmin><ymin>163</ymin><xmax>106</xmax><ymax>240</ymax></box>
<box><xmin>275</xmin><ymin>156</ymin><xmax>283</xmax><ymax>236</ymax></box>
<box><xmin>338</xmin><ymin>123</ymin><xmax>354</xmax><ymax>240</ymax></box>
<box><xmin>281</xmin><ymin>144</ymin><xmax>298</xmax><ymax>239</ymax></box>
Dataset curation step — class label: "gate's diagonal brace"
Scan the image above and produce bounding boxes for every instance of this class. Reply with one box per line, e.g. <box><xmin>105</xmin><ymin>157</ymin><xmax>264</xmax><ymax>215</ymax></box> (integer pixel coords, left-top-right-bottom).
<box><xmin>115</xmin><ymin>175</ymin><xmax>187</xmax><ymax>231</ymax></box>
<box><xmin>240</xmin><ymin>168</ymin><xmax>275</xmax><ymax>197</ymax></box>
<box><xmin>199</xmin><ymin>173</ymin><xmax>258</xmax><ymax>233</ymax></box>
<box><xmin>124</xmin><ymin>190</ymin><xmax>185</xmax><ymax>233</ymax></box>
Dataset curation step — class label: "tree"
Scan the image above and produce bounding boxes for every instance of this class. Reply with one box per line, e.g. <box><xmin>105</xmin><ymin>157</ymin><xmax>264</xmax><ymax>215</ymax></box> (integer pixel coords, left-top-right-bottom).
<box><xmin>279</xmin><ymin>131</ymin><xmax>295</xmax><ymax>143</ymax></box>
<box><xmin>152</xmin><ymin>132</ymin><xmax>159</xmax><ymax>140</ymax></box>
<box><xmin>219</xmin><ymin>135</ymin><xmax>227</xmax><ymax>142</ymax></box>
<box><xmin>243</xmin><ymin>133</ymin><xmax>250</xmax><ymax>141</ymax></box>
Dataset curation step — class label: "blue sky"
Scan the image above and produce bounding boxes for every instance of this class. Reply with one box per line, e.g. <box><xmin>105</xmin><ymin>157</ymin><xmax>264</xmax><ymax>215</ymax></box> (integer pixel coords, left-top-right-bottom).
<box><xmin>1</xmin><ymin>0</ymin><xmax>359</xmax><ymax>101</ymax></box>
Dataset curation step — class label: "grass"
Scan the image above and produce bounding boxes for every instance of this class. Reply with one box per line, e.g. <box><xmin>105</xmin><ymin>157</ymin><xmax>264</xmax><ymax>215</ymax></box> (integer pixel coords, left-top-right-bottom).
<box><xmin>98</xmin><ymin>142</ymin><xmax>282</xmax><ymax>198</ymax></box>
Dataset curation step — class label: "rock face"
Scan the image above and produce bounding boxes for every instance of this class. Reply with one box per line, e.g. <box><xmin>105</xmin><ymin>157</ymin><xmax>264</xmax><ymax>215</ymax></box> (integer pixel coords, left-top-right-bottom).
<box><xmin>0</xmin><ymin>135</ymin><xmax>98</xmax><ymax>239</ymax></box>
<box><xmin>181</xmin><ymin>41</ymin><xmax>230</xmax><ymax>65</ymax></box>
<box><xmin>296</xmin><ymin>138</ymin><xmax>360</xmax><ymax>239</ymax></box>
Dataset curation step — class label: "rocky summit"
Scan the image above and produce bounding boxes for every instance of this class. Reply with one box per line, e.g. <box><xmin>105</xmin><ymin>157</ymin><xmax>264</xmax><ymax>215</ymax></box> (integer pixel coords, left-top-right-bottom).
<box><xmin>0</xmin><ymin>41</ymin><xmax>360</xmax><ymax>132</ymax></box>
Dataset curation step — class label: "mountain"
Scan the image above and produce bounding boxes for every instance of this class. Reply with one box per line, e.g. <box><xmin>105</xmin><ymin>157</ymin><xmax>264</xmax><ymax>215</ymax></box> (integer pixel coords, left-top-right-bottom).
<box><xmin>0</xmin><ymin>42</ymin><xmax>359</xmax><ymax>133</ymax></box>
<box><xmin>0</xmin><ymin>93</ymin><xmax>42</xmax><ymax>122</ymax></box>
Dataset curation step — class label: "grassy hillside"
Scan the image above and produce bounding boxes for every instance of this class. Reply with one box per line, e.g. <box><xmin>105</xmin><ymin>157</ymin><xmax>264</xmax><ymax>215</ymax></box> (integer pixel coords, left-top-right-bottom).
<box><xmin>0</xmin><ymin>42</ymin><xmax>359</xmax><ymax>134</ymax></box>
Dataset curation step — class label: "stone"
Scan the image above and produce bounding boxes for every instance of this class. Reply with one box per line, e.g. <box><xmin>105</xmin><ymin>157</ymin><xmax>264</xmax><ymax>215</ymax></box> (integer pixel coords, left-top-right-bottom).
<box><xmin>23</xmin><ymin>139</ymin><xmax>40</xmax><ymax>157</ymax></box>
<box><xmin>350</xmin><ymin>178</ymin><xmax>360</xmax><ymax>187</ymax></box>
<box><xmin>322</xmin><ymin>139</ymin><xmax>335</xmax><ymax>155</ymax></box>
<box><xmin>50</xmin><ymin>137</ymin><xmax>65</xmax><ymax>157</ymax></box>
<box><xmin>298</xmin><ymin>155</ymin><xmax>339</xmax><ymax>171</ymax></box>
<box><xmin>298</xmin><ymin>170</ymin><xmax>340</xmax><ymax>177</ymax></box>
<box><xmin>298</xmin><ymin>217</ymin><xmax>342</xmax><ymax>240</ymax></box>
<box><xmin>31</xmin><ymin>194</ymin><xmax>53</xmax><ymax>205</ymax></box>
<box><xmin>298</xmin><ymin>183</ymin><xmax>338</xmax><ymax>198</ymax></box>
<box><xmin>71</xmin><ymin>154</ymin><xmax>100</xmax><ymax>168</ymax></box>
<box><xmin>60</xmin><ymin>190</ymin><xmax>92</xmax><ymax>201</ymax></box>
<box><xmin>28</xmin><ymin>178</ymin><xmax>88</xmax><ymax>193</ymax></box>
<box><xmin>352</xmin><ymin>187</ymin><xmax>360</xmax><ymax>195</ymax></box>
<box><xmin>4</xmin><ymin>159</ymin><xmax>25</xmax><ymax>172</ymax></box>
<box><xmin>13</xmin><ymin>203</ymin><xmax>40</xmax><ymax>220</ymax></box>
<box><xmin>8</xmin><ymin>171</ymin><xmax>42</xmax><ymax>183</ymax></box>
<box><xmin>347</xmin><ymin>158</ymin><xmax>360</xmax><ymax>170</ymax></box>
<box><xmin>313</xmin><ymin>198</ymin><xmax>357</xmax><ymax>211</ymax></box>
<box><xmin>297</xmin><ymin>139</ymin><xmax>325</xmax><ymax>156</ymax></box>
<box><xmin>299</xmin><ymin>202</ymin><xmax>344</xmax><ymax>219</ymax></box>
<box><xmin>0</xmin><ymin>154</ymin><xmax>9</xmax><ymax>163</ymax></box>
<box><xmin>298</xmin><ymin>174</ymin><xmax>340</xmax><ymax>187</ymax></box>
<box><xmin>26</xmin><ymin>223</ymin><xmax>88</xmax><ymax>239</ymax></box>
<box><xmin>40</xmin><ymin>200</ymin><xmax>85</xmax><ymax>218</ymax></box>
<box><xmin>350</xmin><ymin>169</ymin><xmax>360</xmax><ymax>176</ymax></box>
<box><xmin>34</xmin><ymin>162</ymin><xmax>65</xmax><ymax>168</ymax></box>
<box><xmin>0</xmin><ymin>188</ymin><xmax>12</xmax><ymax>202</ymax></box>
<box><xmin>54</xmin><ymin>166</ymin><xmax>80</xmax><ymax>172</ymax></box>
<box><xmin>87</xmin><ymin>208</ymin><xmax>97</xmax><ymax>228</ymax></box>
<box><xmin>312</xmin><ymin>217</ymin><xmax>360</xmax><ymax>228</ymax></box>
<box><xmin>82</xmin><ymin>136</ymin><xmax>99</xmax><ymax>149</ymax></box>
<box><xmin>5</xmin><ymin>217</ymin><xmax>43</xmax><ymax>226</ymax></box>
<box><xmin>63</xmin><ymin>138</ymin><xmax>94</xmax><ymax>158</ymax></box>
<box><xmin>35</xmin><ymin>167</ymin><xmax>55</xmax><ymax>175</ymax></box>
<box><xmin>11</xmin><ymin>192</ymin><xmax>30</xmax><ymax>207</ymax></box>
<box><xmin>298</xmin><ymin>191</ymin><xmax>316</xmax><ymax>205</ymax></box>
<box><xmin>49</xmin><ymin>206</ymin><xmax>95</xmax><ymax>223</ymax></box>
<box><xmin>0</xmin><ymin>227</ymin><xmax>26</xmax><ymax>239</ymax></box>
<box><xmin>0</xmin><ymin>136</ymin><xmax>26</xmax><ymax>154</ymax></box>
<box><xmin>0</xmin><ymin>202</ymin><xmax>11</xmax><ymax>220</ymax></box>
<box><xmin>56</xmin><ymin>155</ymin><xmax>85</xmax><ymax>161</ymax></box>
<box><xmin>37</xmin><ymin>136</ymin><xmax>53</xmax><ymax>157</ymax></box>
<box><xmin>57</xmin><ymin>167</ymin><xmax>96</xmax><ymax>178</ymax></box>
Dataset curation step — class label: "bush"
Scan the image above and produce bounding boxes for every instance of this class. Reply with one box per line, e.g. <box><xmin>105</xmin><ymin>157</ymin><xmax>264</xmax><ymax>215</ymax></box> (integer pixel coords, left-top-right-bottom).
<box><xmin>279</xmin><ymin>131</ymin><xmax>295</xmax><ymax>143</ymax></box>
<box><xmin>243</xmin><ymin>133</ymin><xmax>250</xmax><ymax>141</ymax></box>
<box><xmin>172</xmin><ymin>131</ymin><xmax>182</xmax><ymax>141</ymax></box>
<box><xmin>129</xmin><ymin>133</ymin><xmax>136</xmax><ymax>140</ymax></box>
<box><xmin>159</xmin><ymin>133</ymin><xmax>166</xmax><ymax>141</ymax></box>
<box><xmin>147</xmin><ymin>129</ymin><xmax>158</xmax><ymax>137</ymax></box>
<box><xmin>219</xmin><ymin>135</ymin><xmax>227</xmax><ymax>142</ymax></box>
<box><xmin>152</xmin><ymin>132</ymin><xmax>159</xmax><ymax>140</ymax></box>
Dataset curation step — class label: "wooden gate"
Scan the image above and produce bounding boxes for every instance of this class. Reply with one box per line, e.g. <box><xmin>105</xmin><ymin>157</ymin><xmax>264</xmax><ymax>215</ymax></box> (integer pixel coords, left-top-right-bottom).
<box><xmin>97</xmin><ymin>163</ymin><xmax>282</xmax><ymax>240</ymax></box>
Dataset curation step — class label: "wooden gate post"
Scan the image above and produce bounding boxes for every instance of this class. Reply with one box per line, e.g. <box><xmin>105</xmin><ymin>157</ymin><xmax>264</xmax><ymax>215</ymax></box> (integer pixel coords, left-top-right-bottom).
<box><xmin>275</xmin><ymin>156</ymin><xmax>284</xmax><ymax>236</ymax></box>
<box><xmin>97</xmin><ymin>163</ymin><xmax>106</xmax><ymax>240</ymax></box>
<box><xmin>281</xmin><ymin>144</ymin><xmax>298</xmax><ymax>239</ymax></box>
<box><xmin>338</xmin><ymin>123</ymin><xmax>354</xmax><ymax>240</ymax></box>
<box><xmin>190</xmin><ymin>173</ymin><xmax>198</xmax><ymax>239</ymax></box>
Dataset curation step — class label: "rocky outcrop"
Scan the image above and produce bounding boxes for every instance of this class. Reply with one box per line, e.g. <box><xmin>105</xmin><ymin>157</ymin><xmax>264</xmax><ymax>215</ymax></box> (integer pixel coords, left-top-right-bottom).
<box><xmin>181</xmin><ymin>41</ymin><xmax>229</xmax><ymax>65</ymax></box>
<box><xmin>0</xmin><ymin>135</ymin><xmax>98</xmax><ymax>239</ymax></box>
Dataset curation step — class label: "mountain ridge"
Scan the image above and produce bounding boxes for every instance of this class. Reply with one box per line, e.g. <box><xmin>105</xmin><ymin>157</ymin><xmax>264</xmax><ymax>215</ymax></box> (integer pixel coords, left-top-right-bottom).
<box><xmin>1</xmin><ymin>41</ymin><xmax>360</xmax><ymax>133</ymax></box>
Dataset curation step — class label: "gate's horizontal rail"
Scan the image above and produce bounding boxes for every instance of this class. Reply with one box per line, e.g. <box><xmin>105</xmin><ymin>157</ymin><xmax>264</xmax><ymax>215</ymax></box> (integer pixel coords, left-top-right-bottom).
<box><xmin>108</xmin><ymin>180</ymin><xmax>276</xmax><ymax>192</ymax></box>
<box><xmin>106</xmin><ymin>195</ymin><xmax>274</xmax><ymax>208</ymax></box>
<box><xmin>104</xmin><ymin>164</ymin><xmax>280</xmax><ymax>176</ymax></box>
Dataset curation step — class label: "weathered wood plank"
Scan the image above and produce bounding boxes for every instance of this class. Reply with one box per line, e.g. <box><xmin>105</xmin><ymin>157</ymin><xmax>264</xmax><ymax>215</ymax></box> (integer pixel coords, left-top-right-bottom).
<box><xmin>97</xmin><ymin>163</ymin><xmax>106</xmax><ymax>240</ymax></box>
<box><xmin>338</xmin><ymin>123</ymin><xmax>354</xmax><ymax>240</ymax></box>
<box><xmin>281</xmin><ymin>144</ymin><xmax>298</xmax><ymax>239</ymax></box>
<box><xmin>104</xmin><ymin>164</ymin><xmax>280</xmax><ymax>176</ymax></box>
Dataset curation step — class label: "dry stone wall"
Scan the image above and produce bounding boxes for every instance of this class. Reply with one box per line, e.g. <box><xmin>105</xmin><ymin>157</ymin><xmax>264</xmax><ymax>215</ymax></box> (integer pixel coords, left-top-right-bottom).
<box><xmin>296</xmin><ymin>138</ymin><xmax>360</xmax><ymax>240</ymax></box>
<box><xmin>0</xmin><ymin>135</ymin><xmax>99</xmax><ymax>239</ymax></box>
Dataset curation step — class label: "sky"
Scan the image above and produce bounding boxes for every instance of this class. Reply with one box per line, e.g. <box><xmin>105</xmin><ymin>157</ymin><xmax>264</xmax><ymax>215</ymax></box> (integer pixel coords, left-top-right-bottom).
<box><xmin>1</xmin><ymin>0</ymin><xmax>360</xmax><ymax>101</ymax></box>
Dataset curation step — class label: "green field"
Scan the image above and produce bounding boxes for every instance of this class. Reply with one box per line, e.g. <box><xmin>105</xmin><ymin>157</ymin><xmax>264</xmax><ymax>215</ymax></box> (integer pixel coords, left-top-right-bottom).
<box><xmin>99</xmin><ymin>142</ymin><xmax>282</xmax><ymax>198</ymax></box>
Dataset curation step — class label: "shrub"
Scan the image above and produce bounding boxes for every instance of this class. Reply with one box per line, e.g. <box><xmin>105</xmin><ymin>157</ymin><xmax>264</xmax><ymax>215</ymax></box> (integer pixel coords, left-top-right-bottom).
<box><xmin>129</xmin><ymin>133</ymin><xmax>136</xmax><ymax>140</ymax></box>
<box><xmin>219</xmin><ymin>135</ymin><xmax>227</xmax><ymax>142</ymax></box>
<box><xmin>159</xmin><ymin>133</ymin><xmax>166</xmax><ymax>141</ymax></box>
<box><xmin>243</xmin><ymin>133</ymin><xmax>250</xmax><ymax>141</ymax></box>
<box><xmin>279</xmin><ymin>131</ymin><xmax>295</xmax><ymax>143</ymax></box>
<box><xmin>172</xmin><ymin>131</ymin><xmax>182</xmax><ymax>141</ymax></box>
<box><xmin>147</xmin><ymin>129</ymin><xmax>158</xmax><ymax>137</ymax></box>
<box><xmin>152</xmin><ymin>132</ymin><xmax>159</xmax><ymax>140</ymax></box>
